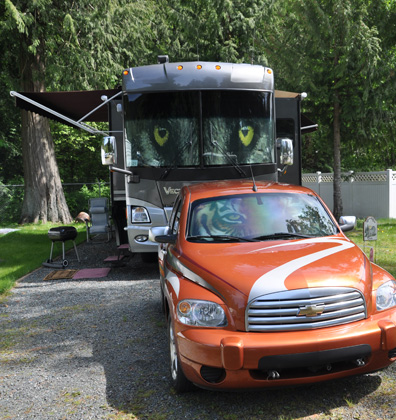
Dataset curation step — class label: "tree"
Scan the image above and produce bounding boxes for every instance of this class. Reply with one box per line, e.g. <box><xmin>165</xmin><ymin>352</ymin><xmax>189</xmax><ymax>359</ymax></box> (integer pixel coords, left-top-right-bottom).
<box><xmin>2</xmin><ymin>0</ymin><xmax>157</xmax><ymax>224</ymax></box>
<box><xmin>0</xmin><ymin>27</ymin><xmax>22</xmax><ymax>185</ymax></box>
<box><xmin>267</xmin><ymin>0</ymin><xmax>381</xmax><ymax>221</ymax></box>
<box><xmin>363</xmin><ymin>0</ymin><xmax>396</xmax><ymax>170</ymax></box>
<box><xmin>158</xmin><ymin>0</ymin><xmax>277</xmax><ymax>64</ymax></box>
<box><xmin>3</xmin><ymin>0</ymin><xmax>72</xmax><ymax>223</ymax></box>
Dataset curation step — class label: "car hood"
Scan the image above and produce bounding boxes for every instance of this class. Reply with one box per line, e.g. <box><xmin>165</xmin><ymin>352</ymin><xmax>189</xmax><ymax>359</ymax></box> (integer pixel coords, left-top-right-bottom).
<box><xmin>179</xmin><ymin>235</ymin><xmax>372</xmax><ymax>329</ymax></box>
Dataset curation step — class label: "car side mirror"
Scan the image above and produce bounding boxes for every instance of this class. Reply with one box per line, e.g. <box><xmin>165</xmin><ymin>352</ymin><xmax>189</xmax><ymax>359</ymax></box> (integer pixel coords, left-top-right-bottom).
<box><xmin>101</xmin><ymin>136</ymin><xmax>117</xmax><ymax>165</ymax></box>
<box><xmin>339</xmin><ymin>216</ymin><xmax>356</xmax><ymax>232</ymax></box>
<box><xmin>149</xmin><ymin>226</ymin><xmax>177</xmax><ymax>244</ymax></box>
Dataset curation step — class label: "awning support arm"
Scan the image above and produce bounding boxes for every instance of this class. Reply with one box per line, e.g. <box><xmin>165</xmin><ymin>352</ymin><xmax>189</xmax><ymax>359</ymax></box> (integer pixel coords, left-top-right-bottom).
<box><xmin>10</xmin><ymin>91</ymin><xmax>113</xmax><ymax>135</ymax></box>
<box><xmin>77</xmin><ymin>90</ymin><xmax>122</xmax><ymax>123</ymax></box>
<box><xmin>301</xmin><ymin>124</ymin><xmax>319</xmax><ymax>132</ymax></box>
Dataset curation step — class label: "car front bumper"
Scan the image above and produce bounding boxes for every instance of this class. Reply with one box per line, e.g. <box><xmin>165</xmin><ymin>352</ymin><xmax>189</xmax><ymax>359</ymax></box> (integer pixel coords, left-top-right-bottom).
<box><xmin>175</xmin><ymin>311</ymin><xmax>396</xmax><ymax>390</ymax></box>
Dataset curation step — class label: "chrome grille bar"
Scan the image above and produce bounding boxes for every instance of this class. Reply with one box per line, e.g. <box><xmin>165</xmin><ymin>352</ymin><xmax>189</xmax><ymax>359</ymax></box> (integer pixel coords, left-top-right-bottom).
<box><xmin>246</xmin><ymin>287</ymin><xmax>366</xmax><ymax>332</ymax></box>
<box><xmin>249</xmin><ymin>291</ymin><xmax>363</xmax><ymax>309</ymax></box>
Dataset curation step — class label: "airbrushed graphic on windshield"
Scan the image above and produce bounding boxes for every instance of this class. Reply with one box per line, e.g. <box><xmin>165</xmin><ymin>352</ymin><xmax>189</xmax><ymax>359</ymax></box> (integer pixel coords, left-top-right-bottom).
<box><xmin>248</xmin><ymin>237</ymin><xmax>356</xmax><ymax>303</ymax></box>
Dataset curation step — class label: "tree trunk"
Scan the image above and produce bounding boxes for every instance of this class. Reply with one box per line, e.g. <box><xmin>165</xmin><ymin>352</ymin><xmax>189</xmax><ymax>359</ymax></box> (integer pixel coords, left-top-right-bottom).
<box><xmin>19</xmin><ymin>40</ymin><xmax>72</xmax><ymax>225</ymax></box>
<box><xmin>19</xmin><ymin>110</ymin><xmax>72</xmax><ymax>224</ymax></box>
<box><xmin>333</xmin><ymin>93</ymin><xmax>343</xmax><ymax>222</ymax></box>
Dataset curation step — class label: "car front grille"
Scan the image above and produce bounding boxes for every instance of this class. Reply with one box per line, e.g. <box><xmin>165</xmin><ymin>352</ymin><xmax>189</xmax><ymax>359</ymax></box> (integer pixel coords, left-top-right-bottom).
<box><xmin>246</xmin><ymin>287</ymin><xmax>366</xmax><ymax>332</ymax></box>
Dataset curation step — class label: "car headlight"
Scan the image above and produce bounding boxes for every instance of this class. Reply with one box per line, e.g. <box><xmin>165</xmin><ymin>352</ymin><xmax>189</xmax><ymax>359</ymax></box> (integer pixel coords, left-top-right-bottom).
<box><xmin>177</xmin><ymin>299</ymin><xmax>227</xmax><ymax>327</ymax></box>
<box><xmin>376</xmin><ymin>280</ymin><xmax>396</xmax><ymax>311</ymax></box>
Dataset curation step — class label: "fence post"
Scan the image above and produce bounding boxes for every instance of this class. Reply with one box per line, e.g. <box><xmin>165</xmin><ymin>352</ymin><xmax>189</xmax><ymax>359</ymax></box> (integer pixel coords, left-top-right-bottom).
<box><xmin>348</xmin><ymin>171</ymin><xmax>354</xmax><ymax>215</ymax></box>
<box><xmin>387</xmin><ymin>169</ymin><xmax>393</xmax><ymax>219</ymax></box>
<box><xmin>316</xmin><ymin>171</ymin><xmax>322</xmax><ymax>196</ymax></box>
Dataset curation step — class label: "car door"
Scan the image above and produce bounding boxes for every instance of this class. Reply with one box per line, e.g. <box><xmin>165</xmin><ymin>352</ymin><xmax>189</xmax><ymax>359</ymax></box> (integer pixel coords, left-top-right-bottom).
<box><xmin>159</xmin><ymin>195</ymin><xmax>183</xmax><ymax>265</ymax></box>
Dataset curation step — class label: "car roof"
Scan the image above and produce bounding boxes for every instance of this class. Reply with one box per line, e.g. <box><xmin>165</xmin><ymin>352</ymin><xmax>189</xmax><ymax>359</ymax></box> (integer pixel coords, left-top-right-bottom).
<box><xmin>184</xmin><ymin>180</ymin><xmax>315</xmax><ymax>201</ymax></box>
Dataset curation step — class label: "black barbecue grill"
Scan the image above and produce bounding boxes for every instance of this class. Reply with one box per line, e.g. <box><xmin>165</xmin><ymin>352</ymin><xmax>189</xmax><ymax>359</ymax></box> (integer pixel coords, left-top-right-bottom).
<box><xmin>43</xmin><ymin>226</ymin><xmax>80</xmax><ymax>268</ymax></box>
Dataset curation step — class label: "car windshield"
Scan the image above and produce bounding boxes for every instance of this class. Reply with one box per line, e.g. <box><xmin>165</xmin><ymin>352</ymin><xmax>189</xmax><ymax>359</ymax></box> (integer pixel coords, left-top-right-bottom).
<box><xmin>187</xmin><ymin>192</ymin><xmax>338</xmax><ymax>242</ymax></box>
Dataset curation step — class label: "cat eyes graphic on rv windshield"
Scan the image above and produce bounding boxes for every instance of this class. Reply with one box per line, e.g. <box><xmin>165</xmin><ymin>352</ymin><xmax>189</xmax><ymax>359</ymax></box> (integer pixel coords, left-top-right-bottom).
<box><xmin>124</xmin><ymin>90</ymin><xmax>273</xmax><ymax>168</ymax></box>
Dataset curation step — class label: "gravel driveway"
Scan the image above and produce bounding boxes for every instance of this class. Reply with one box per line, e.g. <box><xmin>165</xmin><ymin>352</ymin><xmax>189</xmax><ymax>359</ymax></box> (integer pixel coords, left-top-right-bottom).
<box><xmin>1</xmin><ymin>239</ymin><xmax>395</xmax><ymax>419</ymax></box>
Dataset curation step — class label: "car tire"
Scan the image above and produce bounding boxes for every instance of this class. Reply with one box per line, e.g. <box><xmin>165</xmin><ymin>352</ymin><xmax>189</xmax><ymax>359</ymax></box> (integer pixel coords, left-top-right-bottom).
<box><xmin>141</xmin><ymin>252</ymin><xmax>157</xmax><ymax>263</ymax></box>
<box><xmin>168</xmin><ymin>316</ymin><xmax>195</xmax><ymax>393</ymax></box>
<box><xmin>160</xmin><ymin>286</ymin><xmax>166</xmax><ymax>315</ymax></box>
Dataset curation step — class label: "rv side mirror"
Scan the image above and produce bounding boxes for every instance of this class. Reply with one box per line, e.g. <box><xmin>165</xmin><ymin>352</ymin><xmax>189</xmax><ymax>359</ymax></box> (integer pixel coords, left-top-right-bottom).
<box><xmin>101</xmin><ymin>136</ymin><xmax>117</xmax><ymax>165</ymax></box>
<box><xmin>277</xmin><ymin>138</ymin><xmax>294</xmax><ymax>166</ymax></box>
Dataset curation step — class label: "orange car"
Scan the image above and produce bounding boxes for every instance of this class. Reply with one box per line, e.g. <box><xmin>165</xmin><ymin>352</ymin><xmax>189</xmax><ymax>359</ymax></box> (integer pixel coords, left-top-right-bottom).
<box><xmin>150</xmin><ymin>180</ymin><xmax>396</xmax><ymax>392</ymax></box>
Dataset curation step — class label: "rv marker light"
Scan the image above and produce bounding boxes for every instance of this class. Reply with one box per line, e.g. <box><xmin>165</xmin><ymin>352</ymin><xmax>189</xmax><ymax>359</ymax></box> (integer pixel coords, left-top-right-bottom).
<box><xmin>123</xmin><ymin>70</ymin><xmax>129</xmax><ymax>75</ymax></box>
<box><xmin>177</xmin><ymin>65</ymin><xmax>183</xmax><ymax>70</ymax></box>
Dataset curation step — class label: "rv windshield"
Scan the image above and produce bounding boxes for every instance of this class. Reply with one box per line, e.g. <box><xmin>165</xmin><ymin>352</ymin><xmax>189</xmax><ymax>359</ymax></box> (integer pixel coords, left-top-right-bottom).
<box><xmin>124</xmin><ymin>91</ymin><xmax>274</xmax><ymax>168</ymax></box>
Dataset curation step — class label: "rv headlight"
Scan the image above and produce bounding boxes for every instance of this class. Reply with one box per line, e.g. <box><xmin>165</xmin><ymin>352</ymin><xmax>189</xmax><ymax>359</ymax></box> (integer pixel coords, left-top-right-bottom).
<box><xmin>131</xmin><ymin>207</ymin><xmax>150</xmax><ymax>223</ymax></box>
<box><xmin>177</xmin><ymin>300</ymin><xmax>227</xmax><ymax>327</ymax></box>
<box><xmin>376</xmin><ymin>281</ymin><xmax>396</xmax><ymax>311</ymax></box>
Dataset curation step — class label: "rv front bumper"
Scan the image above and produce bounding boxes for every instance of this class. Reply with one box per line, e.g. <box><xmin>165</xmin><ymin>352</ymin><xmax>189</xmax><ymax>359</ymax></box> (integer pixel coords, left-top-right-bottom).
<box><xmin>125</xmin><ymin>225</ymin><xmax>158</xmax><ymax>253</ymax></box>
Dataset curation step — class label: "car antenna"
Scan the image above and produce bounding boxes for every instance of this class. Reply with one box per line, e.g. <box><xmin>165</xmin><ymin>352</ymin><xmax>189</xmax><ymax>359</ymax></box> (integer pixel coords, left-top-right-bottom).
<box><xmin>250</xmin><ymin>166</ymin><xmax>258</xmax><ymax>192</ymax></box>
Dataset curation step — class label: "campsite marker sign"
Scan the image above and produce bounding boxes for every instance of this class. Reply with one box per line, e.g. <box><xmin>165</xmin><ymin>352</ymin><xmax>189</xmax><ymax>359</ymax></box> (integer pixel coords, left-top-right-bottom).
<box><xmin>363</xmin><ymin>216</ymin><xmax>377</xmax><ymax>262</ymax></box>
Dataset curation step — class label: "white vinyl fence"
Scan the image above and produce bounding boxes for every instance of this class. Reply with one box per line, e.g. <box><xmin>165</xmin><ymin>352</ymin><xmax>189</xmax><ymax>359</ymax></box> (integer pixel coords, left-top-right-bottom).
<box><xmin>302</xmin><ymin>169</ymin><xmax>396</xmax><ymax>219</ymax></box>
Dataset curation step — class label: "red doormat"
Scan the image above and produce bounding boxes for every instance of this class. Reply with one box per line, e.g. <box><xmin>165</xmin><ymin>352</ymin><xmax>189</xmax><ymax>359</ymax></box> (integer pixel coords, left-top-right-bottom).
<box><xmin>43</xmin><ymin>270</ymin><xmax>78</xmax><ymax>281</ymax></box>
<box><xmin>72</xmin><ymin>268</ymin><xmax>111</xmax><ymax>279</ymax></box>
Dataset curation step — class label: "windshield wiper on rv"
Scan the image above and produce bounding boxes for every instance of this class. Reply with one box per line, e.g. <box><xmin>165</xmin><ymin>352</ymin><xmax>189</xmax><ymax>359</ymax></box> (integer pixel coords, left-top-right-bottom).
<box><xmin>209</xmin><ymin>124</ymin><xmax>246</xmax><ymax>177</ymax></box>
<box><xmin>160</xmin><ymin>139</ymin><xmax>194</xmax><ymax>179</ymax></box>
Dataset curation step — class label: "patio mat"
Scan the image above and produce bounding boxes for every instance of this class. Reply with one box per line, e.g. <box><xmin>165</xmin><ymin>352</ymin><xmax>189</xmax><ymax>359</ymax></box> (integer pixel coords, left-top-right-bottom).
<box><xmin>72</xmin><ymin>268</ymin><xmax>111</xmax><ymax>279</ymax></box>
<box><xmin>43</xmin><ymin>270</ymin><xmax>78</xmax><ymax>281</ymax></box>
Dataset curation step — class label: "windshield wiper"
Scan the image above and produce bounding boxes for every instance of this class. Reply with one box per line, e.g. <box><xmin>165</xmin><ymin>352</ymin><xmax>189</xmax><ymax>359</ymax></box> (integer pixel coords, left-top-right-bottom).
<box><xmin>161</xmin><ymin>125</ymin><xmax>195</xmax><ymax>179</ymax></box>
<box><xmin>208</xmin><ymin>123</ymin><xmax>246</xmax><ymax>177</ymax></box>
<box><xmin>188</xmin><ymin>234</ymin><xmax>257</xmax><ymax>242</ymax></box>
<box><xmin>253</xmin><ymin>232</ymin><xmax>313</xmax><ymax>241</ymax></box>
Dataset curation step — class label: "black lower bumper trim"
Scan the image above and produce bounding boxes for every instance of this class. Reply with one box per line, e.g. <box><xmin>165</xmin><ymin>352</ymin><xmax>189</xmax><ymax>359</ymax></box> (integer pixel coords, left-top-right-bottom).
<box><xmin>258</xmin><ymin>344</ymin><xmax>372</xmax><ymax>371</ymax></box>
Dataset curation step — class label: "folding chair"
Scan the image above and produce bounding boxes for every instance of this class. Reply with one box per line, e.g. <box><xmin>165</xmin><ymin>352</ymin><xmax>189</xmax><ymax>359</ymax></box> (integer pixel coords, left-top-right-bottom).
<box><xmin>86</xmin><ymin>197</ymin><xmax>111</xmax><ymax>242</ymax></box>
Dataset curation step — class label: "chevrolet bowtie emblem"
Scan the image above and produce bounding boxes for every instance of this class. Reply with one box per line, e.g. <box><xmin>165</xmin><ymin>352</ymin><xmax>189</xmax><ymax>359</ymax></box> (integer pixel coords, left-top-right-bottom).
<box><xmin>298</xmin><ymin>304</ymin><xmax>325</xmax><ymax>317</ymax></box>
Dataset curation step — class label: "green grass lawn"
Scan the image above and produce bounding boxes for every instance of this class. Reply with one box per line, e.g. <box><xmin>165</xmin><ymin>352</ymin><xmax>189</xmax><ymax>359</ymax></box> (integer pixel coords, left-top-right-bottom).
<box><xmin>0</xmin><ymin>224</ymin><xmax>86</xmax><ymax>294</ymax></box>
<box><xmin>1</xmin><ymin>219</ymin><xmax>395</xmax><ymax>296</ymax></box>
<box><xmin>345</xmin><ymin>218</ymin><xmax>396</xmax><ymax>278</ymax></box>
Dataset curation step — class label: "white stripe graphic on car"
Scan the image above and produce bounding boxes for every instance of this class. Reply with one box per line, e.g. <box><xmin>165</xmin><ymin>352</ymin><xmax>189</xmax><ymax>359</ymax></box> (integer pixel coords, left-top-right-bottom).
<box><xmin>167</xmin><ymin>272</ymin><xmax>180</xmax><ymax>298</ymax></box>
<box><xmin>248</xmin><ymin>238</ymin><xmax>356</xmax><ymax>303</ymax></box>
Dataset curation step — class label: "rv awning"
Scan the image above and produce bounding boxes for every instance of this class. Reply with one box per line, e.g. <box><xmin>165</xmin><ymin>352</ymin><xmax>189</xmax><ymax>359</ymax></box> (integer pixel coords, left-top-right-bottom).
<box><xmin>11</xmin><ymin>88</ymin><xmax>317</xmax><ymax>134</ymax></box>
<box><xmin>274</xmin><ymin>90</ymin><xmax>300</xmax><ymax>98</ymax></box>
<box><xmin>11</xmin><ymin>89</ymin><xmax>121</xmax><ymax>124</ymax></box>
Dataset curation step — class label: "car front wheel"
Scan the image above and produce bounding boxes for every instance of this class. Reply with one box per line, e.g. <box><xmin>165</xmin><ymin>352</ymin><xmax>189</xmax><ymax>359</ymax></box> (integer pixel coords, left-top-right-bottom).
<box><xmin>168</xmin><ymin>316</ymin><xmax>195</xmax><ymax>392</ymax></box>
